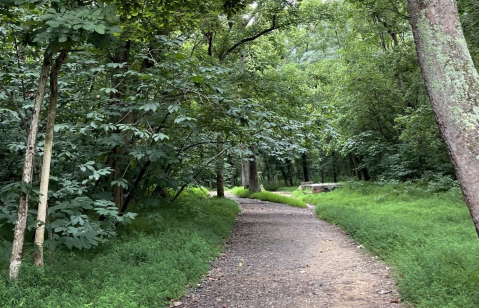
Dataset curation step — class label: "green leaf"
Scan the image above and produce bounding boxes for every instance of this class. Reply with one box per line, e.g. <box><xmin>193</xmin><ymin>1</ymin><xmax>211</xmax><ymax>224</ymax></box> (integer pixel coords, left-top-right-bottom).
<box><xmin>153</xmin><ymin>133</ymin><xmax>169</xmax><ymax>141</ymax></box>
<box><xmin>94</xmin><ymin>24</ymin><xmax>106</xmax><ymax>34</ymax></box>
<box><xmin>139</xmin><ymin>102</ymin><xmax>160</xmax><ymax>112</ymax></box>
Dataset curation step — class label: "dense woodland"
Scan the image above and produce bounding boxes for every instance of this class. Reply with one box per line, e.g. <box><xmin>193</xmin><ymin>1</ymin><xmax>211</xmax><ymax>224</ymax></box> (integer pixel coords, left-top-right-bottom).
<box><xmin>1</xmin><ymin>0</ymin><xmax>479</xmax><ymax>285</ymax></box>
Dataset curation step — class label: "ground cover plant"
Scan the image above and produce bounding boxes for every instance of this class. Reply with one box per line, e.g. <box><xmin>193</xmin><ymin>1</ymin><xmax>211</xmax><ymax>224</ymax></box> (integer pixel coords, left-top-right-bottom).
<box><xmin>0</xmin><ymin>194</ymin><xmax>240</xmax><ymax>308</ymax></box>
<box><xmin>230</xmin><ymin>187</ymin><xmax>307</xmax><ymax>208</ymax></box>
<box><xmin>295</xmin><ymin>182</ymin><xmax>479</xmax><ymax>308</ymax></box>
<box><xmin>275</xmin><ymin>187</ymin><xmax>300</xmax><ymax>192</ymax></box>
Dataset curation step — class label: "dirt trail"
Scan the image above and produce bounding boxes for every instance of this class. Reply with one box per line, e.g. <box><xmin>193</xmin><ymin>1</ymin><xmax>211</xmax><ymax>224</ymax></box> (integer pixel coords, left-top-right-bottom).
<box><xmin>177</xmin><ymin>193</ymin><xmax>402</xmax><ymax>308</ymax></box>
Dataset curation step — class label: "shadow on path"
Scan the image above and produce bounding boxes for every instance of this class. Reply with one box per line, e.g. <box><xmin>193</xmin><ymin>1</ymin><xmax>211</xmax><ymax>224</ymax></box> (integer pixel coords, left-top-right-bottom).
<box><xmin>177</xmin><ymin>192</ymin><xmax>402</xmax><ymax>308</ymax></box>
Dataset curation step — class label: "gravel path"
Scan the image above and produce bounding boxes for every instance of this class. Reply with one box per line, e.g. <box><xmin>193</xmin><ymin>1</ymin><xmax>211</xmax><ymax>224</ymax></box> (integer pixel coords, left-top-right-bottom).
<box><xmin>177</xmin><ymin>193</ymin><xmax>403</xmax><ymax>308</ymax></box>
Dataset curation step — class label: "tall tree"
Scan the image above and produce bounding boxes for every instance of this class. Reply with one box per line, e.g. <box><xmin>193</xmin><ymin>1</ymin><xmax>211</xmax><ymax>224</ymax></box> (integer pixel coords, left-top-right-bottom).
<box><xmin>33</xmin><ymin>49</ymin><xmax>68</xmax><ymax>267</ymax></box>
<box><xmin>408</xmin><ymin>0</ymin><xmax>479</xmax><ymax>237</ymax></box>
<box><xmin>9</xmin><ymin>50</ymin><xmax>52</xmax><ymax>280</ymax></box>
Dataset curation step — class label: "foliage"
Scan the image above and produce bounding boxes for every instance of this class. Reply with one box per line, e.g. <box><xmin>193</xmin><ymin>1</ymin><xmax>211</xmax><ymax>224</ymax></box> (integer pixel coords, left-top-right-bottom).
<box><xmin>0</xmin><ymin>195</ymin><xmax>240</xmax><ymax>307</ymax></box>
<box><xmin>297</xmin><ymin>182</ymin><xmax>479</xmax><ymax>307</ymax></box>
<box><xmin>230</xmin><ymin>186</ymin><xmax>252</xmax><ymax>198</ymax></box>
<box><xmin>275</xmin><ymin>186</ymin><xmax>300</xmax><ymax>192</ymax></box>
<box><xmin>230</xmin><ymin>187</ymin><xmax>307</xmax><ymax>208</ymax></box>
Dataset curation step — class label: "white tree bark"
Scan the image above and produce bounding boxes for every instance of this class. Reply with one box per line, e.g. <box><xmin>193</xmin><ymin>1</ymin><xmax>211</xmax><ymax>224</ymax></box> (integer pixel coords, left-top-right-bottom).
<box><xmin>33</xmin><ymin>50</ymin><xmax>68</xmax><ymax>267</ymax></box>
<box><xmin>9</xmin><ymin>51</ymin><xmax>52</xmax><ymax>280</ymax></box>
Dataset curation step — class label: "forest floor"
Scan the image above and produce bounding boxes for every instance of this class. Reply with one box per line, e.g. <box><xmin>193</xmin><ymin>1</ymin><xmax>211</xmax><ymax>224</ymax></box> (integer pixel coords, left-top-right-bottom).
<box><xmin>176</xmin><ymin>192</ymin><xmax>404</xmax><ymax>308</ymax></box>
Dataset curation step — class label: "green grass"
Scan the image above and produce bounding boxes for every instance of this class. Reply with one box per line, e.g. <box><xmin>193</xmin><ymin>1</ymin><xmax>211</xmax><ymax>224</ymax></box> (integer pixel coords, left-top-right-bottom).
<box><xmin>230</xmin><ymin>187</ymin><xmax>307</xmax><ymax>208</ymax></box>
<box><xmin>0</xmin><ymin>194</ymin><xmax>240</xmax><ymax>308</ymax></box>
<box><xmin>275</xmin><ymin>186</ymin><xmax>299</xmax><ymax>192</ymax></box>
<box><xmin>296</xmin><ymin>182</ymin><xmax>479</xmax><ymax>308</ymax></box>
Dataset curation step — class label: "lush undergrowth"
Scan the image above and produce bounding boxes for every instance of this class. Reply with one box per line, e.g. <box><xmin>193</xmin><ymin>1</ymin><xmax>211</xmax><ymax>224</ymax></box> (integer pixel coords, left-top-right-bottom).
<box><xmin>230</xmin><ymin>187</ymin><xmax>307</xmax><ymax>208</ymax></box>
<box><xmin>0</xmin><ymin>193</ymin><xmax>240</xmax><ymax>308</ymax></box>
<box><xmin>275</xmin><ymin>186</ymin><xmax>299</xmax><ymax>192</ymax></box>
<box><xmin>296</xmin><ymin>182</ymin><xmax>479</xmax><ymax>308</ymax></box>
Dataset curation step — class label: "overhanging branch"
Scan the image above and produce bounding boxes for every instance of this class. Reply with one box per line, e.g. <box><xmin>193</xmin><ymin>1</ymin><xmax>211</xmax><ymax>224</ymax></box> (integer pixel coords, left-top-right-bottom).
<box><xmin>221</xmin><ymin>15</ymin><xmax>279</xmax><ymax>61</ymax></box>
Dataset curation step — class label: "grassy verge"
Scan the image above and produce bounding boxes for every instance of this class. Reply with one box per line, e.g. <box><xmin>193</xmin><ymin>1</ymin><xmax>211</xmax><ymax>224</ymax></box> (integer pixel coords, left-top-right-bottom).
<box><xmin>0</xmin><ymin>194</ymin><xmax>240</xmax><ymax>308</ymax></box>
<box><xmin>275</xmin><ymin>186</ymin><xmax>299</xmax><ymax>192</ymax></box>
<box><xmin>230</xmin><ymin>187</ymin><xmax>307</xmax><ymax>208</ymax></box>
<box><xmin>296</xmin><ymin>182</ymin><xmax>479</xmax><ymax>308</ymax></box>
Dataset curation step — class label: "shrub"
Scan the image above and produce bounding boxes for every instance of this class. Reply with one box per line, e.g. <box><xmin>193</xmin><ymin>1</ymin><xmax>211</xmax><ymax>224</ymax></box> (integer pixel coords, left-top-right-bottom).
<box><xmin>0</xmin><ymin>196</ymin><xmax>240</xmax><ymax>307</ymax></box>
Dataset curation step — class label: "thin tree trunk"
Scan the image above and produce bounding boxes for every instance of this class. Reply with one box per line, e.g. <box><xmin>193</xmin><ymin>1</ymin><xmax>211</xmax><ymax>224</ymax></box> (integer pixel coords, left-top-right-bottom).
<box><xmin>281</xmin><ymin>169</ymin><xmax>288</xmax><ymax>186</ymax></box>
<box><xmin>9</xmin><ymin>51</ymin><xmax>53</xmax><ymax>280</ymax></box>
<box><xmin>362</xmin><ymin>166</ymin><xmax>371</xmax><ymax>181</ymax></box>
<box><xmin>108</xmin><ymin>40</ymin><xmax>131</xmax><ymax>210</ymax></box>
<box><xmin>352</xmin><ymin>156</ymin><xmax>363</xmax><ymax>180</ymax></box>
<box><xmin>172</xmin><ymin>149</ymin><xmax>227</xmax><ymax>202</ymax></box>
<box><xmin>33</xmin><ymin>50</ymin><xmax>68</xmax><ymax>267</ymax></box>
<box><xmin>267</xmin><ymin>159</ymin><xmax>272</xmax><ymax>183</ymax></box>
<box><xmin>216</xmin><ymin>135</ymin><xmax>225</xmax><ymax>197</ymax></box>
<box><xmin>287</xmin><ymin>160</ymin><xmax>294</xmax><ymax>186</ymax></box>
<box><xmin>240</xmin><ymin>144</ymin><xmax>249</xmax><ymax>189</ymax></box>
<box><xmin>348</xmin><ymin>153</ymin><xmax>357</xmax><ymax>178</ymax></box>
<box><xmin>248</xmin><ymin>147</ymin><xmax>261</xmax><ymax>193</ymax></box>
<box><xmin>302</xmin><ymin>152</ymin><xmax>310</xmax><ymax>182</ymax></box>
<box><xmin>121</xmin><ymin>160</ymin><xmax>151</xmax><ymax>214</ymax></box>
<box><xmin>408</xmin><ymin>0</ymin><xmax>479</xmax><ymax>237</ymax></box>
<box><xmin>332</xmin><ymin>151</ymin><xmax>337</xmax><ymax>183</ymax></box>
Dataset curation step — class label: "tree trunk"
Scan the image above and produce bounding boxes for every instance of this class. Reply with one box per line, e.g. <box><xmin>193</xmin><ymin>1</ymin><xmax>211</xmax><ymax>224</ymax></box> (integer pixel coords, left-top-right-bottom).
<box><xmin>408</xmin><ymin>0</ymin><xmax>479</xmax><ymax>237</ymax></box>
<box><xmin>248</xmin><ymin>147</ymin><xmax>261</xmax><ymax>193</ymax></box>
<box><xmin>287</xmin><ymin>160</ymin><xmax>294</xmax><ymax>186</ymax></box>
<box><xmin>33</xmin><ymin>50</ymin><xmax>68</xmax><ymax>267</ymax></box>
<box><xmin>266</xmin><ymin>159</ymin><xmax>272</xmax><ymax>183</ymax></box>
<box><xmin>216</xmin><ymin>135</ymin><xmax>225</xmax><ymax>197</ymax></box>
<box><xmin>9</xmin><ymin>51</ymin><xmax>53</xmax><ymax>280</ymax></box>
<box><xmin>240</xmin><ymin>144</ymin><xmax>249</xmax><ymax>189</ymax></box>
<box><xmin>352</xmin><ymin>156</ymin><xmax>363</xmax><ymax>180</ymax></box>
<box><xmin>107</xmin><ymin>40</ymin><xmax>132</xmax><ymax>210</ymax></box>
<box><xmin>281</xmin><ymin>169</ymin><xmax>288</xmax><ymax>187</ymax></box>
<box><xmin>348</xmin><ymin>153</ymin><xmax>357</xmax><ymax>178</ymax></box>
<box><xmin>332</xmin><ymin>151</ymin><xmax>337</xmax><ymax>183</ymax></box>
<box><xmin>302</xmin><ymin>152</ymin><xmax>310</xmax><ymax>182</ymax></box>
<box><xmin>362</xmin><ymin>166</ymin><xmax>371</xmax><ymax>181</ymax></box>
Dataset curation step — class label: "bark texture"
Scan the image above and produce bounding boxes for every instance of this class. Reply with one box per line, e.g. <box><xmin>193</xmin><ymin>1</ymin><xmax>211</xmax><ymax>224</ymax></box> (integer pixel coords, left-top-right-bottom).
<box><xmin>9</xmin><ymin>51</ymin><xmax>52</xmax><ymax>280</ymax></box>
<box><xmin>216</xmin><ymin>135</ymin><xmax>225</xmax><ymax>197</ymax></box>
<box><xmin>240</xmin><ymin>144</ymin><xmax>249</xmax><ymax>189</ymax></box>
<box><xmin>248</xmin><ymin>147</ymin><xmax>261</xmax><ymax>193</ymax></box>
<box><xmin>33</xmin><ymin>50</ymin><xmax>69</xmax><ymax>267</ymax></box>
<box><xmin>408</xmin><ymin>0</ymin><xmax>479</xmax><ymax>237</ymax></box>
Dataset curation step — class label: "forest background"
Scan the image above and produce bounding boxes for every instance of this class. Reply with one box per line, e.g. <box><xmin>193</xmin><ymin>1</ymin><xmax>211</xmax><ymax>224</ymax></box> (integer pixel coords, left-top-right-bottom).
<box><xmin>1</xmin><ymin>0</ymin><xmax>479</xmax><ymax>305</ymax></box>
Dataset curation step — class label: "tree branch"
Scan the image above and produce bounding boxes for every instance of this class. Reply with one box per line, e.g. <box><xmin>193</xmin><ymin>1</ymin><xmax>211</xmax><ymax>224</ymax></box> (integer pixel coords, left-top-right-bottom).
<box><xmin>171</xmin><ymin>148</ymin><xmax>228</xmax><ymax>201</ymax></box>
<box><xmin>221</xmin><ymin>15</ymin><xmax>279</xmax><ymax>60</ymax></box>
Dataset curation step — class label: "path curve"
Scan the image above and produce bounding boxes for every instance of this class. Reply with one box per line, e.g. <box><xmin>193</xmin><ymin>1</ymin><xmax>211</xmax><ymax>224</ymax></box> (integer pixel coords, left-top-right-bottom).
<box><xmin>177</xmin><ymin>193</ymin><xmax>402</xmax><ymax>308</ymax></box>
